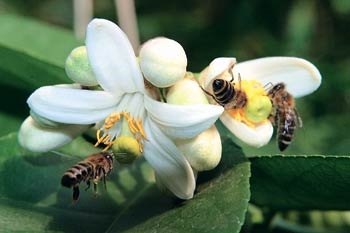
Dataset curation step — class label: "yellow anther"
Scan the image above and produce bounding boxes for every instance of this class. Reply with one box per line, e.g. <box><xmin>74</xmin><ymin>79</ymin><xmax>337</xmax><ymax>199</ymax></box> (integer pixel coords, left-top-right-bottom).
<box><xmin>95</xmin><ymin>111</ymin><xmax>148</xmax><ymax>152</ymax></box>
<box><xmin>135</xmin><ymin>134</ymin><xmax>144</xmax><ymax>153</ymax></box>
<box><xmin>104</xmin><ymin>112</ymin><xmax>122</xmax><ymax>130</ymax></box>
<box><xmin>127</xmin><ymin>118</ymin><xmax>138</xmax><ymax>134</ymax></box>
<box><xmin>135</xmin><ymin>118</ymin><xmax>147</xmax><ymax>139</ymax></box>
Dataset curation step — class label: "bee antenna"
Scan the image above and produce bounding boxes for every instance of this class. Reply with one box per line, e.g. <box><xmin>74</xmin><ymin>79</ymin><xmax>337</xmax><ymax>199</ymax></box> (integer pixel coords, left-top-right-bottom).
<box><xmin>228</xmin><ymin>66</ymin><xmax>235</xmax><ymax>83</ymax></box>
<box><xmin>238</xmin><ymin>73</ymin><xmax>242</xmax><ymax>90</ymax></box>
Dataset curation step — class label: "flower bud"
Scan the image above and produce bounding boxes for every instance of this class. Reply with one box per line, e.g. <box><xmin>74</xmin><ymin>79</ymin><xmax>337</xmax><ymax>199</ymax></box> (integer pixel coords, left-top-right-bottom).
<box><xmin>112</xmin><ymin>136</ymin><xmax>141</xmax><ymax>164</ymax></box>
<box><xmin>175</xmin><ymin>125</ymin><xmax>221</xmax><ymax>171</ymax></box>
<box><xmin>139</xmin><ymin>37</ymin><xmax>187</xmax><ymax>88</ymax></box>
<box><xmin>18</xmin><ymin>116</ymin><xmax>88</xmax><ymax>152</ymax></box>
<box><xmin>167</xmin><ymin>74</ymin><xmax>222</xmax><ymax>171</ymax></box>
<box><xmin>166</xmin><ymin>73</ymin><xmax>208</xmax><ymax>105</ymax></box>
<box><xmin>65</xmin><ymin>46</ymin><xmax>98</xmax><ymax>86</ymax></box>
<box><xmin>30</xmin><ymin>110</ymin><xmax>62</xmax><ymax>128</ymax></box>
<box><xmin>244</xmin><ymin>95</ymin><xmax>272</xmax><ymax>123</ymax></box>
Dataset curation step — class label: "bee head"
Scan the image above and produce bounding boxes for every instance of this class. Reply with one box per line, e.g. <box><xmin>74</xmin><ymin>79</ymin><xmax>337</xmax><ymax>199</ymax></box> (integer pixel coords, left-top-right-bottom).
<box><xmin>273</xmin><ymin>83</ymin><xmax>285</xmax><ymax>92</ymax></box>
<box><xmin>103</xmin><ymin>151</ymin><xmax>114</xmax><ymax>161</ymax></box>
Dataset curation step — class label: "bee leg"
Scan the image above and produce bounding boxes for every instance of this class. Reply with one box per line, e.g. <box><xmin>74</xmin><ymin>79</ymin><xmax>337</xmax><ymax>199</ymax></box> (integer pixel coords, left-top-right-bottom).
<box><xmin>228</xmin><ymin>69</ymin><xmax>234</xmax><ymax>83</ymax></box>
<box><xmin>85</xmin><ymin>180</ymin><xmax>91</xmax><ymax>191</ymax></box>
<box><xmin>264</xmin><ymin>82</ymin><xmax>274</xmax><ymax>92</ymax></box>
<box><xmin>93</xmin><ymin>182</ymin><xmax>98</xmax><ymax>198</ymax></box>
<box><xmin>102</xmin><ymin>168</ymin><xmax>107</xmax><ymax>191</ymax></box>
<box><xmin>73</xmin><ymin>186</ymin><xmax>80</xmax><ymax>201</ymax></box>
<box><xmin>227</xmin><ymin>62</ymin><xmax>236</xmax><ymax>82</ymax></box>
<box><xmin>200</xmin><ymin>85</ymin><xmax>216</xmax><ymax>99</ymax></box>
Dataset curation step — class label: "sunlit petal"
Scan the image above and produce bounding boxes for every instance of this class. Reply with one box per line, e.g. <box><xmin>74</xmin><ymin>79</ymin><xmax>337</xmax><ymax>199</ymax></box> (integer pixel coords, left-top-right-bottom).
<box><xmin>234</xmin><ymin>57</ymin><xmax>321</xmax><ymax>98</ymax></box>
<box><xmin>86</xmin><ymin>18</ymin><xmax>144</xmax><ymax>95</ymax></box>
<box><xmin>220</xmin><ymin>112</ymin><xmax>273</xmax><ymax>147</ymax></box>
<box><xmin>144</xmin><ymin>95</ymin><xmax>224</xmax><ymax>139</ymax></box>
<box><xmin>18</xmin><ymin>116</ymin><xmax>88</xmax><ymax>152</ymax></box>
<box><xmin>27</xmin><ymin>85</ymin><xmax>119</xmax><ymax>124</ymax></box>
<box><xmin>143</xmin><ymin>117</ymin><xmax>195</xmax><ymax>199</ymax></box>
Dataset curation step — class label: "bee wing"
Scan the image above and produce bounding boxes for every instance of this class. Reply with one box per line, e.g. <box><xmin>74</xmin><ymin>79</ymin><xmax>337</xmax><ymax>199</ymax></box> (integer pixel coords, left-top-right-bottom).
<box><xmin>293</xmin><ymin>108</ymin><xmax>303</xmax><ymax>128</ymax></box>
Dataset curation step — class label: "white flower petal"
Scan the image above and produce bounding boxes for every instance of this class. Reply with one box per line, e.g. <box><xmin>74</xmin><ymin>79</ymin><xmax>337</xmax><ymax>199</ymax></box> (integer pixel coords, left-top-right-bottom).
<box><xmin>18</xmin><ymin>116</ymin><xmax>88</xmax><ymax>152</ymax></box>
<box><xmin>86</xmin><ymin>18</ymin><xmax>144</xmax><ymax>95</ymax></box>
<box><xmin>199</xmin><ymin>57</ymin><xmax>237</xmax><ymax>89</ymax></box>
<box><xmin>143</xmin><ymin>117</ymin><xmax>195</xmax><ymax>199</ymax></box>
<box><xmin>220</xmin><ymin>112</ymin><xmax>273</xmax><ymax>147</ymax></box>
<box><xmin>28</xmin><ymin>85</ymin><xmax>118</xmax><ymax>124</ymax></box>
<box><xmin>234</xmin><ymin>57</ymin><xmax>321</xmax><ymax>98</ymax></box>
<box><xmin>144</xmin><ymin>95</ymin><xmax>224</xmax><ymax>139</ymax></box>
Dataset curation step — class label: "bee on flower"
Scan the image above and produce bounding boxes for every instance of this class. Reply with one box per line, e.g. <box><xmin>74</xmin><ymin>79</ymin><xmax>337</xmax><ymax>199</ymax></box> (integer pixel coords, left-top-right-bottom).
<box><xmin>199</xmin><ymin>57</ymin><xmax>321</xmax><ymax>150</ymax></box>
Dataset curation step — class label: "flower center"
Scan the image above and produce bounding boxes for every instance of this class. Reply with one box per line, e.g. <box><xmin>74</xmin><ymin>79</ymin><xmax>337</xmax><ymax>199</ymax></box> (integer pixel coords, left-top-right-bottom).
<box><xmin>226</xmin><ymin>80</ymin><xmax>272</xmax><ymax>128</ymax></box>
<box><xmin>95</xmin><ymin>111</ymin><xmax>147</xmax><ymax>153</ymax></box>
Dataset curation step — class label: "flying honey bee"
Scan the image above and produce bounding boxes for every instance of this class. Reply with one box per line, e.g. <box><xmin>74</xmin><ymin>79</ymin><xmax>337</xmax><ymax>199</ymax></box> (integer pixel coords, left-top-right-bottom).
<box><xmin>267</xmin><ymin>83</ymin><xmax>302</xmax><ymax>151</ymax></box>
<box><xmin>201</xmin><ymin>62</ymin><xmax>247</xmax><ymax>110</ymax></box>
<box><xmin>61</xmin><ymin>152</ymin><xmax>114</xmax><ymax>202</ymax></box>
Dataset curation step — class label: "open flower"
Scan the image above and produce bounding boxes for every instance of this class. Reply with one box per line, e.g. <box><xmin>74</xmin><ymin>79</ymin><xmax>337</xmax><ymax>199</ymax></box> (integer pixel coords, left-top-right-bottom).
<box><xmin>199</xmin><ymin>57</ymin><xmax>321</xmax><ymax>147</ymax></box>
<box><xmin>18</xmin><ymin>19</ymin><xmax>223</xmax><ymax>199</ymax></box>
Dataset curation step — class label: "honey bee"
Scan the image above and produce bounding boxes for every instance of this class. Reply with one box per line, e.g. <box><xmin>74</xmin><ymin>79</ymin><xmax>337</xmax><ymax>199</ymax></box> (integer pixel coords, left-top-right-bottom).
<box><xmin>201</xmin><ymin>63</ymin><xmax>247</xmax><ymax>110</ymax></box>
<box><xmin>61</xmin><ymin>152</ymin><xmax>114</xmax><ymax>201</ymax></box>
<box><xmin>267</xmin><ymin>83</ymin><xmax>302</xmax><ymax>151</ymax></box>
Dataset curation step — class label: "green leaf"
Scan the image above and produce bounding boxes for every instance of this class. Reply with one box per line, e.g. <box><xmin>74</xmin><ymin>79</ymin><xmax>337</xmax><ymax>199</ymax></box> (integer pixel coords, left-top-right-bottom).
<box><xmin>0</xmin><ymin>14</ymin><xmax>81</xmax><ymax>136</ymax></box>
<box><xmin>0</xmin><ymin>133</ymin><xmax>250</xmax><ymax>232</ymax></box>
<box><xmin>110</xmin><ymin>137</ymin><xmax>251</xmax><ymax>233</ymax></box>
<box><xmin>250</xmin><ymin>155</ymin><xmax>350</xmax><ymax>210</ymax></box>
<box><xmin>0</xmin><ymin>133</ymin><xmax>164</xmax><ymax>232</ymax></box>
<box><xmin>0</xmin><ymin>13</ymin><xmax>81</xmax><ymax>90</ymax></box>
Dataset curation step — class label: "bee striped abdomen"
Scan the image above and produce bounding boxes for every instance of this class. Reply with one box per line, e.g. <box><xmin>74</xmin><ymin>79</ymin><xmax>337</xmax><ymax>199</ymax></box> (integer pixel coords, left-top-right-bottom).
<box><xmin>277</xmin><ymin>108</ymin><xmax>297</xmax><ymax>151</ymax></box>
<box><xmin>268</xmin><ymin>83</ymin><xmax>301</xmax><ymax>151</ymax></box>
<box><xmin>212</xmin><ymin>79</ymin><xmax>235</xmax><ymax>105</ymax></box>
<box><xmin>61</xmin><ymin>162</ymin><xmax>94</xmax><ymax>188</ymax></box>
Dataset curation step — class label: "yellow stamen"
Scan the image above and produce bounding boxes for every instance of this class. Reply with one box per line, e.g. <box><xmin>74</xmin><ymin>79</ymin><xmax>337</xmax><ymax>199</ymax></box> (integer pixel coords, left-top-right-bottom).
<box><xmin>95</xmin><ymin>112</ymin><xmax>147</xmax><ymax>152</ymax></box>
<box><xmin>228</xmin><ymin>80</ymin><xmax>272</xmax><ymax>128</ymax></box>
<box><xmin>135</xmin><ymin>118</ymin><xmax>147</xmax><ymax>139</ymax></box>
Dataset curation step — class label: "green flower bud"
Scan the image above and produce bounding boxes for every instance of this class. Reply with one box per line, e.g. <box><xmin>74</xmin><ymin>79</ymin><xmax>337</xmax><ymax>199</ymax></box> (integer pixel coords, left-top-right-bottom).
<box><xmin>112</xmin><ymin>136</ymin><xmax>141</xmax><ymax>164</ymax></box>
<box><xmin>166</xmin><ymin>73</ymin><xmax>208</xmax><ymax>105</ymax></box>
<box><xmin>244</xmin><ymin>95</ymin><xmax>272</xmax><ymax>123</ymax></box>
<box><xmin>65</xmin><ymin>46</ymin><xmax>98</xmax><ymax>86</ymax></box>
<box><xmin>139</xmin><ymin>37</ymin><xmax>187</xmax><ymax>88</ymax></box>
<box><xmin>175</xmin><ymin>125</ymin><xmax>221</xmax><ymax>171</ymax></box>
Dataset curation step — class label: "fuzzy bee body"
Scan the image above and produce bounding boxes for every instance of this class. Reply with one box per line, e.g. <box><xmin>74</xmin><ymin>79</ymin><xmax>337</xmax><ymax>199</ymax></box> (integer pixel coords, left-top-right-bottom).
<box><xmin>202</xmin><ymin>62</ymin><xmax>247</xmax><ymax>110</ymax></box>
<box><xmin>210</xmin><ymin>78</ymin><xmax>247</xmax><ymax>110</ymax></box>
<box><xmin>268</xmin><ymin>83</ymin><xmax>302</xmax><ymax>151</ymax></box>
<box><xmin>61</xmin><ymin>152</ymin><xmax>114</xmax><ymax>201</ymax></box>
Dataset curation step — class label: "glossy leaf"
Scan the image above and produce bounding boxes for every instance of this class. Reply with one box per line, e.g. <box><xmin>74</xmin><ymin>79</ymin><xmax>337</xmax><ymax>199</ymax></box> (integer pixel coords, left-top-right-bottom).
<box><xmin>0</xmin><ymin>133</ymin><xmax>250</xmax><ymax>232</ymax></box>
<box><xmin>111</xmin><ymin>137</ymin><xmax>251</xmax><ymax>233</ymax></box>
<box><xmin>250</xmin><ymin>155</ymin><xmax>350</xmax><ymax>210</ymax></box>
<box><xmin>0</xmin><ymin>13</ymin><xmax>81</xmax><ymax>89</ymax></box>
<box><xmin>0</xmin><ymin>14</ymin><xmax>81</xmax><ymax>136</ymax></box>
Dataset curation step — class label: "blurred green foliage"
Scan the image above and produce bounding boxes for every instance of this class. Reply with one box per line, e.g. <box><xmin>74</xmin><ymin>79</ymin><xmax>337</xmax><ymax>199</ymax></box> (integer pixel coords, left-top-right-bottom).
<box><xmin>0</xmin><ymin>0</ymin><xmax>349</xmax><ymax>155</ymax></box>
